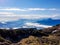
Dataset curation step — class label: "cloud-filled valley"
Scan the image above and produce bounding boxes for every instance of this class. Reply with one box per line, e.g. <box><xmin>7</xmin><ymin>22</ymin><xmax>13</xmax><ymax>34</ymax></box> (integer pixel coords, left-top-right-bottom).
<box><xmin>0</xmin><ymin>18</ymin><xmax>60</xmax><ymax>29</ymax></box>
<box><xmin>0</xmin><ymin>7</ymin><xmax>60</xmax><ymax>29</ymax></box>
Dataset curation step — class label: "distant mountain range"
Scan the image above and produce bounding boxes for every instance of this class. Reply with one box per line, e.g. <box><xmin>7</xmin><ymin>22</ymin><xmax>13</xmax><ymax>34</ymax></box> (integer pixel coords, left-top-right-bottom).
<box><xmin>37</xmin><ymin>18</ymin><xmax>60</xmax><ymax>26</ymax></box>
<box><xmin>0</xmin><ymin>18</ymin><xmax>60</xmax><ymax>29</ymax></box>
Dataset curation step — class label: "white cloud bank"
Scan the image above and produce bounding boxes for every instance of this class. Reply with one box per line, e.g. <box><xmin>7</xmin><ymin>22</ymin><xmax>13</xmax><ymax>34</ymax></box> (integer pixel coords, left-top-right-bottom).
<box><xmin>0</xmin><ymin>12</ymin><xmax>60</xmax><ymax>23</ymax></box>
<box><xmin>28</xmin><ymin>8</ymin><xmax>57</xmax><ymax>11</ymax></box>
<box><xmin>0</xmin><ymin>7</ymin><xmax>59</xmax><ymax>23</ymax></box>
<box><xmin>0</xmin><ymin>22</ymin><xmax>52</xmax><ymax>29</ymax></box>
<box><xmin>0</xmin><ymin>8</ymin><xmax>26</xmax><ymax>11</ymax></box>
<box><xmin>0</xmin><ymin>8</ymin><xmax>58</xmax><ymax>11</ymax></box>
<box><xmin>22</xmin><ymin>22</ymin><xmax>52</xmax><ymax>28</ymax></box>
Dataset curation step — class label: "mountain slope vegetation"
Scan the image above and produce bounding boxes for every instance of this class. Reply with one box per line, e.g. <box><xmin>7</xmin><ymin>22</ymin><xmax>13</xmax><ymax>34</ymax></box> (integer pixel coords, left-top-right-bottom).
<box><xmin>0</xmin><ymin>24</ymin><xmax>60</xmax><ymax>45</ymax></box>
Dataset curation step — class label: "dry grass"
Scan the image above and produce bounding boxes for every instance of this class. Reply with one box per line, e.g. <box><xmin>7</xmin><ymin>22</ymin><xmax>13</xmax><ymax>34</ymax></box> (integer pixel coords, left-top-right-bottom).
<box><xmin>18</xmin><ymin>36</ymin><xmax>42</xmax><ymax>45</ymax></box>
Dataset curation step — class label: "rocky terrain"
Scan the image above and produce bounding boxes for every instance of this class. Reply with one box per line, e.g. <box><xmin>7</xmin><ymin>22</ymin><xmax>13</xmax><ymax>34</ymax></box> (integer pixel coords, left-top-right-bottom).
<box><xmin>0</xmin><ymin>24</ymin><xmax>60</xmax><ymax>45</ymax></box>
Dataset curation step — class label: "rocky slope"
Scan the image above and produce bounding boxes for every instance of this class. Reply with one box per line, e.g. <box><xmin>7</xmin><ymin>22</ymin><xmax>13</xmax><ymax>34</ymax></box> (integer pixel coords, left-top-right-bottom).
<box><xmin>0</xmin><ymin>24</ymin><xmax>60</xmax><ymax>45</ymax></box>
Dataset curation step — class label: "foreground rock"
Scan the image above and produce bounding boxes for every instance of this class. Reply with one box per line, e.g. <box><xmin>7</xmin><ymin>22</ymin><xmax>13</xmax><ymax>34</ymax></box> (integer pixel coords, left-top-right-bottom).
<box><xmin>0</xmin><ymin>24</ymin><xmax>60</xmax><ymax>45</ymax></box>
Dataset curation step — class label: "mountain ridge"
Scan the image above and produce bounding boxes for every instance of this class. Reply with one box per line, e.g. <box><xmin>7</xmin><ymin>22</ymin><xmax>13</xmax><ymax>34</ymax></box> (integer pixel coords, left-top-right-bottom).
<box><xmin>0</xmin><ymin>24</ymin><xmax>60</xmax><ymax>45</ymax></box>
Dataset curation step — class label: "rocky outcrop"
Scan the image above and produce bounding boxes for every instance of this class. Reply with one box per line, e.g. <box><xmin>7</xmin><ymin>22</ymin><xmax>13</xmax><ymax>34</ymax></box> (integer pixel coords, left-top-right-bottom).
<box><xmin>0</xmin><ymin>24</ymin><xmax>60</xmax><ymax>45</ymax></box>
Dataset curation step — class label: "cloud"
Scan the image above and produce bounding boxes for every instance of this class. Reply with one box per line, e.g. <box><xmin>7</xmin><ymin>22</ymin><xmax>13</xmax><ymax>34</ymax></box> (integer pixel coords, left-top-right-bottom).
<box><xmin>0</xmin><ymin>8</ymin><xmax>26</xmax><ymax>11</ymax></box>
<box><xmin>0</xmin><ymin>12</ymin><xmax>18</xmax><ymax>22</ymax></box>
<box><xmin>0</xmin><ymin>12</ymin><xmax>60</xmax><ymax>23</ymax></box>
<box><xmin>28</xmin><ymin>8</ymin><xmax>57</xmax><ymax>11</ymax></box>
<box><xmin>0</xmin><ymin>8</ymin><xmax>58</xmax><ymax>11</ymax></box>
<box><xmin>0</xmin><ymin>12</ymin><xmax>14</xmax><ymax>15</ymax></box>
<box><xmin>0</xmin><ymin>22</ymin><xmax>52</xmax><ymax>29</ymax></box>
<box><xmin>28</xmin><ymin>8</ymin><xmax>46</xmax><ymax>11</ymax></box>
<box><xmin>51</xmin><ymin>15</ymin><xmax>60</xmax><ymax>20</ymax></box>
<box><xmin>23</xmin><ymin>22</ymin><xmax>52</xmax><ymax>28</ymax></box>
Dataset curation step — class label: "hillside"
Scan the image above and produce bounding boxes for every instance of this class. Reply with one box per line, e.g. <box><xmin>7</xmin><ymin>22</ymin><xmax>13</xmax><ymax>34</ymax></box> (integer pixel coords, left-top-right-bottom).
<box><xmin>0</xmin><ymin>24</ymin><xmax>60</xmax><ymax>45</ymax></box>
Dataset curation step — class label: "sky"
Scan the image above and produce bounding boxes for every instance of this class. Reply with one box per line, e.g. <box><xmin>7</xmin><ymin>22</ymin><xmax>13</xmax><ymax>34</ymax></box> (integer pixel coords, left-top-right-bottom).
<box><xmin>0</xmin><ymin>0</ymin><xmax>60</xmax><ymax>28</ymax></box>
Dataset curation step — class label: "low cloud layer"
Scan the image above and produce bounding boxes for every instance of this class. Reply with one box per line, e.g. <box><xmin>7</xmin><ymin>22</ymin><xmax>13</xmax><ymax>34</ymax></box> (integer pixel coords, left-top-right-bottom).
<box><xmin>0</xmin><ymin>7</ymin><xmax>59</xmax><ymax>23</ymax></box>
<box><xmin>0</xmin><ymin>8</ymin><xmax>58</xmax><ymax>11</ymax></box>
<box><xmin>22</xmin><ymin>22</ymin><xmax>52</xmax><ymax>28</ymax></box>
<box><xmin>0</xmin><ymin>12</ymin><xmax>60</xmax><ymax>23</ymax></box>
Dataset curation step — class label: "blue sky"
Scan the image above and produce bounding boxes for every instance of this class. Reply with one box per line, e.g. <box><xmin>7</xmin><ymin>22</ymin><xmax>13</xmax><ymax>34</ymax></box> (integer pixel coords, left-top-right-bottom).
<box><xmin>0</xmin><ymin>0</ymin><xmax>60</xmax><ymax>28</ymax></box>
<box><xmin>0</xmin><ymin>0</ymin><xmax>60</xmax><ymax>8</ymax></box>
